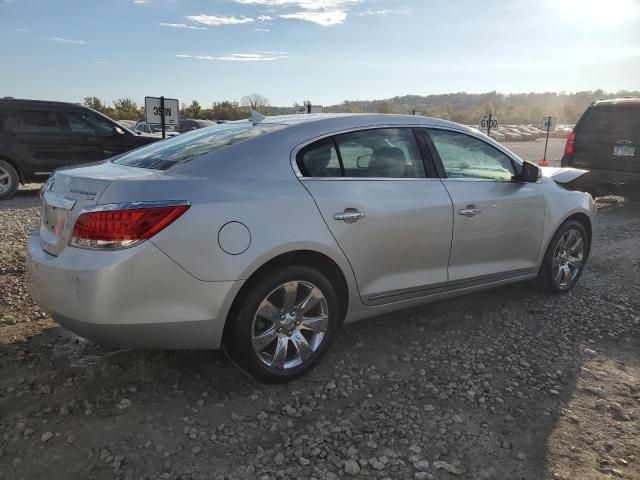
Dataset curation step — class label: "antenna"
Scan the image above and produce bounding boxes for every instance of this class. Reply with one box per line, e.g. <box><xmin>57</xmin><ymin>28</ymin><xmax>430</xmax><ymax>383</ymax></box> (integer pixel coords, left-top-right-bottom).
<box><xmin>250</xmin><ymin>109</ymin><xmax>266</xmax><ymax>125</ymax></box>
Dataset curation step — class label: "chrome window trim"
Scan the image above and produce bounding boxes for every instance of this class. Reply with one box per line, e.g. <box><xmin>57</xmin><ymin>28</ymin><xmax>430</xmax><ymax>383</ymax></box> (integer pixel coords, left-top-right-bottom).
<box><xmin>290</xmin><ymin>123</ymin><xmax>523</xmax><ymax>180</ymax></box>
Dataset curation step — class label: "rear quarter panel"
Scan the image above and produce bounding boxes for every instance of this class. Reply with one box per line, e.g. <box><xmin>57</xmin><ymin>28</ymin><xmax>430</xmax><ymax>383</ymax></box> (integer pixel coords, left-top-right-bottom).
<box><xmin>536</xmin><ymin>178</ymin><xmax>595</xmax><ymax>268</ymax></box>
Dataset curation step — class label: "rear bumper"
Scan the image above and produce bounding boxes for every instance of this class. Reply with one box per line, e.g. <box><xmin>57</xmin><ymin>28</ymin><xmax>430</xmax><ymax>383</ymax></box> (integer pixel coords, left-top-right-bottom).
<box><xmin>26</xmin><ymin>232</ymin><xmax>237</xmax><ymax>349</ymax></box>
<box><xmin>581</xmin><ymin>168</ymin><xmax>640</xmax><ymax>193</ymax></box>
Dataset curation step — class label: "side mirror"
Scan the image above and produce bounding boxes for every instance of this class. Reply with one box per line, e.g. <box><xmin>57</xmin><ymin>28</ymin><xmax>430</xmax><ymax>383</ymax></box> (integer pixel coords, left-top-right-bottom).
<box><xmin>114</xmin><ymin>126</ymin><xmax>125</xmax><ymax>136</ymax></box>
<box><xmin>521</xmin><ymin>160</ymin><xmax>541</xmax><ymax>183</ymax></box>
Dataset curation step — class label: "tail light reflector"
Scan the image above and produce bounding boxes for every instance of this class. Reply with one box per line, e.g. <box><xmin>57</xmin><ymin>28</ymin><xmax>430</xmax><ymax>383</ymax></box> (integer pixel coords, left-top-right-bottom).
<box><xmin>71</xmin><ymin>202</ymin><xmax>189</xmax><ymax>250</ymax></box>
<box><xmin>564</xmin><ymin>131</ymin><xmax>576</xmax><ymax>156</ymax></box>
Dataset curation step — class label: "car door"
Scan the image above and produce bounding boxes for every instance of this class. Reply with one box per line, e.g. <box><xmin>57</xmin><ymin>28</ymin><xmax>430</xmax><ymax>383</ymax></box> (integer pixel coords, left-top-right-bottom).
<box><xmin>297</xmin><ymin>127</ymin><xmax>453</xmax><ymax>305</ymax></box>
<box><xmin>60</xmin><ymin>109</ymin><xmax>135</xmax><ymax>162</ymax></box>
<box><xmin>424</xmin><ymin>128</ymin><xmax>545</xmax><ymax>282</ymax></box>
<box><xmin>7</xmin><ymin>108</ymin><xmax>76</xmax><ymax>176</ymax></box>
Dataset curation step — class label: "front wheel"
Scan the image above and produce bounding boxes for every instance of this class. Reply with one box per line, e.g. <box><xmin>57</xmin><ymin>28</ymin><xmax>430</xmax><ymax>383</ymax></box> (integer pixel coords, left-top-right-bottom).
<box><xmin>225</xmin><ymin>265</ymin><xmax>340</xmax><ymax>382</ymax></box>
<box><xmin>540</xmin><ymin>220</ymin><xmax>590</xmax><ymax>293</ymax></box>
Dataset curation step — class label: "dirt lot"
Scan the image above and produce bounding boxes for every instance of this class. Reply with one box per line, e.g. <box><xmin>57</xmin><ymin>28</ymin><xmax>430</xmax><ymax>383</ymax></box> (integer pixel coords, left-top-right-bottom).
<box><xmin>503</xmin><ymin>138</ymin><xmax>566</xmax><ymax>166</ymax></box>
<box><xmin>0</xmin><ymin>177</ymin><xmax>638</xmax><ymax>480</ymax></box>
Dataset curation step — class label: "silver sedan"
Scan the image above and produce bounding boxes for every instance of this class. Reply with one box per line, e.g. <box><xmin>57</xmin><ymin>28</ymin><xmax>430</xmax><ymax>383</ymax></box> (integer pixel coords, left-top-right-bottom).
<box><xmin>26</xmin><ymin>114</ymin><xmax>595</xmax><ymax>382</ymax></box>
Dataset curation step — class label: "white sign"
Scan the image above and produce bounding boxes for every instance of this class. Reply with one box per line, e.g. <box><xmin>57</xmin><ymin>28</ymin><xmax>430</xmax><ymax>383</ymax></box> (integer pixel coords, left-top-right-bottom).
<box><xmin>540</xmin><ymin>116</ymin><xmax>557</xmax><ymax>131</ymax></box>
<box><xmin>145</xmin><ymin>97</ymin><xmax>179</xmax><ymax>126</ymax></box>
<box><xmin>479</xmin><ymin>115</ymin><xmax>499</xmax><ymax>132</ymax></box>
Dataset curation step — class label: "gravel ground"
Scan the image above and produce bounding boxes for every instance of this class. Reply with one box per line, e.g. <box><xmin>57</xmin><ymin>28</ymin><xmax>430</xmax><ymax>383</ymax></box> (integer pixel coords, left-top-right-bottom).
<box><xmin>0</xmin><ymin>179</ymin><xmax>638</xmax><ymax>480</ymax></box>
<box><xmin>502</xmin><ymin>138</ymin><xmax>566</xmax><ymax>166</ymax></box>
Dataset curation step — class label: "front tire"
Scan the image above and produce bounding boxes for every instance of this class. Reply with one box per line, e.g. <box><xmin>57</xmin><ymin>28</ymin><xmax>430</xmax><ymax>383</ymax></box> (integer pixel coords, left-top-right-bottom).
<box><xmin>0</xmin><ymin>160</ymin><xmax>19</xmax><ymax>200</ymax></box>
<box><xmin>225</xmin><ymin>265</ymin><xmax>340</xmax><ymax>383</ymax></box>
<box><xmin>540</xmin><ymin>219</ymin><xmax>590</xmax><ymax>293</ymax></box>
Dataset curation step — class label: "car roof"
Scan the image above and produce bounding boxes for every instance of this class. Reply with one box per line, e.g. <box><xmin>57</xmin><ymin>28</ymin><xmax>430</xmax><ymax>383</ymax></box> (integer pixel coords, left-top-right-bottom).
<box><xmin>593</xmin><ymin>97</ymin><xmax>640</xmax><ymax>107</ymax></box>
<box><xmin>260</xmin><ymin>113</ymin><xmax>468</xmax><ymax>131</ymax></box>
<box><xmin>0</xmin><ymin>98</ymin><xmax>83</xmax><ymax>107</ymax></box>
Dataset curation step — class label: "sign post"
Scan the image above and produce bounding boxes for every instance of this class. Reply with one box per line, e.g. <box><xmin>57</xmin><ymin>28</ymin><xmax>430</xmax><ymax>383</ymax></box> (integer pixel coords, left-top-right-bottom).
<box><xmin>540</xmin><ymin>116</ymin><xmax>557</xmax><ymax>162</ymax></box>
<box><xmin>145</xmin><ymin>96</ymin><xmax>179</xmax><ymax>139</ymax></box>
<box><xmin>479</xmin><ymin>114</ymin><xmax>499</xmax><ymax>136</ymax></box>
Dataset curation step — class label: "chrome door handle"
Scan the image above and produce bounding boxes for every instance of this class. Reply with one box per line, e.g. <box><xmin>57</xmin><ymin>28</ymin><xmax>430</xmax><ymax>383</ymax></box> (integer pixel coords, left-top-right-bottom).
<box><xmin>334</xmin><ymin>210</ymin><xmax>365</xmax><ymax>221</ymax></box>
<box><xmin>459</xmin><ymin>207</ymin><xmax>481</xmax><ymax>217</ymax></box>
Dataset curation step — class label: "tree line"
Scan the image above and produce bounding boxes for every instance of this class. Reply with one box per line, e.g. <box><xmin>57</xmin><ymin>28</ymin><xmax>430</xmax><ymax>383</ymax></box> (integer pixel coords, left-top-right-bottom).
<box><xmin>84</xmin><ymin>90</ymin><xmax>639</xmax><ymax>124</ymax></box>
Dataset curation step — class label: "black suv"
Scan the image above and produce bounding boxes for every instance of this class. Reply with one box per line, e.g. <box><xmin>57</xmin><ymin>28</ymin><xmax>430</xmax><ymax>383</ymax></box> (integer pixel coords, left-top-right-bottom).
<box><xmin>0</xmin><ymin>99</ymin><xmax>159</xmax><ymax>199</ymax></box>
<box><xmin>562</xmin><ymin>98</ymin><xmax>639</xmax><ymax>197</ymax></box>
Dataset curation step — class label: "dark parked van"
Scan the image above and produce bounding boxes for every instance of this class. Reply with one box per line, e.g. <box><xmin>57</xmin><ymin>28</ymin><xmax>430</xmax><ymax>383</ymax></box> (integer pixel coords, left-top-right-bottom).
<box><xmin>562</xmin><ymin>98</ymin><xmax>639</xmax><ymax>197</ymax></box>
<box><xmin>0</xmin><ymin>99</ymin><xmax>159</xmax><ymax>199</ymax></box>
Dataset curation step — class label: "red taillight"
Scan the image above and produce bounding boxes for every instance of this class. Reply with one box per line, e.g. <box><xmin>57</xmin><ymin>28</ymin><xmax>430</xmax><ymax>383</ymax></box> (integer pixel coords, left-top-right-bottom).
<box><xmin>564</xmin><ymin>131</ymin><xmax>576</xmax><ymax>156</ymax></box>
<box><xmin>71</xmin><ymin>203</ymin><xmax>189</xmax><ymax>249</ymax></box>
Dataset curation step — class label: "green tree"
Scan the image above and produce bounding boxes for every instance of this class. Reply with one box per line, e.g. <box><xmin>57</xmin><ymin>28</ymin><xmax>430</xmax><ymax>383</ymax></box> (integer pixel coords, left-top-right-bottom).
<box><xmin>211</xmin><ymin>101</ymin><xmax>247</xmax><ymax>121</ymax></box>
<box><xmin>112</xmin><ymin>98</ymin><xmax>140</xmax><ymax>120</ymax></box>
<box><xmin>182</xmin><ymin>100</ymin><xmax>203</xmax><ymax>119</ymax></box>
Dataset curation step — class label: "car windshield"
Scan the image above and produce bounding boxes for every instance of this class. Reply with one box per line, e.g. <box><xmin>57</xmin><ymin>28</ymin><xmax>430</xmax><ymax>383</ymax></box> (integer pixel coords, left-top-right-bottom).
<box><xmin>113</xmin><ymin>122</ymin><xmax>281</xmax><ymax>170</ymax></box>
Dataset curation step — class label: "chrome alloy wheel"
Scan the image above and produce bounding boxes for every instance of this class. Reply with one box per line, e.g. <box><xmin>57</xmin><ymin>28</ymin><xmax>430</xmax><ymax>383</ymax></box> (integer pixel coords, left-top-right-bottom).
<box><xmin>251</xmin><ymin>281</ymin><xmax>329</xmax><ymax>370</ymax></box>
<box><xmin>552</xmin><ymin>229</ymin><xmax>584</xmax><ymax>287</ymax></box>
<box><xmin>0</xmin><ymin>165</ymin><xmax>11</xmax><ymax>194</ymax></box>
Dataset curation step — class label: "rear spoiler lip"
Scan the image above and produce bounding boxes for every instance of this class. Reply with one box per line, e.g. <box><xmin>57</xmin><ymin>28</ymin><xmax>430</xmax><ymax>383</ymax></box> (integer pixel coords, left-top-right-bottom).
<box><xmin>540</xmin><ymin>167</ymin><xmax>590</xmax><ymax>185</ymax></box>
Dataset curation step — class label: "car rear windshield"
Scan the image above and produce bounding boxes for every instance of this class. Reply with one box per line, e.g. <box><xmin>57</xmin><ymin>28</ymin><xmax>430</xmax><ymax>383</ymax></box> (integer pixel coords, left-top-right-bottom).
<box><xmin>579</xmin><ymin>106</ymin><xmax>639</xmax><ymax>137</ymax></box>
<box><xmin>113</xmin><ymin>122</ymin><xmax>282</xmax><ymax>170</ymax></box>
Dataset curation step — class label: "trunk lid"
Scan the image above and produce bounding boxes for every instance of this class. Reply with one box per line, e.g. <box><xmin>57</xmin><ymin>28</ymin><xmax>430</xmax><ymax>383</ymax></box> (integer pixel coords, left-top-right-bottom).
<box><xmin>39</xmin><ymin>161</ymin><xmax>162</xmax><ymax>256</ymax></box>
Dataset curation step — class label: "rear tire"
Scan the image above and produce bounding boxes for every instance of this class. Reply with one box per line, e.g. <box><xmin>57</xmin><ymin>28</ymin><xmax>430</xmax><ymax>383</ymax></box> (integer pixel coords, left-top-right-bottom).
<box><xmin>539</xmin><ymin>219</ymin><xmax>590</xmax><ymax>293</ymax></box>
<box><xmin>0</xmin><ymin>160</ymin><xmax>19</xmax><ymax>200</ymax></box>
<box><xmin>225</xmin><ymin>265</ymin><xmax>340</xmax><ymax>383</ymax></box>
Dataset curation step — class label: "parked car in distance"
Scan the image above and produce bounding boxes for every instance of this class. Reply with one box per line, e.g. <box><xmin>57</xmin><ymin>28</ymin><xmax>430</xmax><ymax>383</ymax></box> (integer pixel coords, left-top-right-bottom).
<box><xmin>177</xmin><ymin>119</ymin><xmax>217</xmax><ymax>133</ymax></box>
<box><xmin>0</xmin><ymin>99</ymin><xmax>160</xmax><ymax>199</ymax></box>
<box><xmin>133</xmin><ymin>120</ymin><xmax>179</xmax><ymax>137</ymax></box>
<box><xmin>117</xmin><ymin>119</ymin><xmax>137</xmax><ymax>130</ymax></box>
<box><xmin>562</xmin><ymin>98</ymin><xmax>639</xmax><ymax>197</ymax></box>
<box><xmin>27</xmin><ymin>114</ymin><xmax>595</xmax><ymax>382</ymax></box>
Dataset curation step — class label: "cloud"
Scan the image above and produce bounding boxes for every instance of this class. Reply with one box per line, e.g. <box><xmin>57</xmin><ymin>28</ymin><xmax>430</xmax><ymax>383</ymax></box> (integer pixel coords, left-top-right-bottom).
<box><xmin>176</xmin><ymin>52</ymin><xmax>287</xmax><ymax>61</ymax></box>
<box><xmin>353</xmin><ymin>8</ymin><xmax>406</xmax><ymax>16</ymax></box>
<box><xmin>235</xmin><ymin>0</ymin><xmax>359</xmax><ymax>10</ymax></box>
<box><xmin>255</xmin><ymin>28</ymin><xmax>271</xmax><ymax>32</ymax></box>
<box><xmin>280</xmin><ymin>10</ymin><xmax>346</xmax><ymax>25</ymax></box>
<box><xmin>95</xmin><ymin>61</ymin><xmax>108</xmax><ymax>65</ymax></box>
<box><xmin>50</xmin><ymin>36</ymin><xmax>86</xmax><ymax>45</ymax></box>
<box><xmin>132</xmin><ymin>0</ymin><xmax>150</xmax><ymax>4</ymax></box>
<box><xmin>159</xmin><ymin>22</ymin><xmax>206</xmax><ymax>30</ymax></box>
<box><xmin>257</xmin><ymin>15</ymin><xmax>273</xmax><ymax>21</ymax></box>
<box><xmin>185</xmin><ymin>14</ymin><xmax>255</xmax><ymax>26</ymax></box>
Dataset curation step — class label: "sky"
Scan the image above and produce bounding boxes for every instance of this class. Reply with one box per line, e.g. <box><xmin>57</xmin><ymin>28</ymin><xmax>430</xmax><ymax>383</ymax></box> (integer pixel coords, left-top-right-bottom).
<box><xmin>1</xmin><ymin>0</ymin><xmax>640</xmax><ymax>107</ymax></box>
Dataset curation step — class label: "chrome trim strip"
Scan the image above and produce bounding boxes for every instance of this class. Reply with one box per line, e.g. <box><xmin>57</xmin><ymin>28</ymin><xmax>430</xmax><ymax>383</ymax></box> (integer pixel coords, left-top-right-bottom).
<box><xmin>78</xmin><ymin>200</ymin><xmax>191</xmax><ymax>214</ymax></box>
<box><xmin>34</xmin><ymin>171</ymin><xmax>53</xmax><ymax>176</ymax></box>
<box><xmin>300</xmin><ymin>177</ymin><xmax>445</xmax><ymax>182</ymax></box>
<box><xmin>365</xmin><ymin>268</ymin><xmax>535</xmax><ymax>305</ymax></box>
<box><xmin>43</xmin><ymin>190</ymin><xmax>76</xmax><ymax>210</ymax></box>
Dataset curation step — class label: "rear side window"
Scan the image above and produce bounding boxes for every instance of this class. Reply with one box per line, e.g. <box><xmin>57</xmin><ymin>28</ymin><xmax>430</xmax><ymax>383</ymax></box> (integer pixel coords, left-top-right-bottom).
<box><xmin>114</xmin><ymin>123</ymin><xmax>281</xmax><ymax>170</ymax></box>
<box><xmin>17</xmin><ymin>110</ymin><xmax>61</xmax><ymax>132</ymax></box>
<box><xmin>297</xmin><ymin>128</ymin><xmax>426</xmax><ymax>179</ymax></box>
<box><xmin>579</xmin><ymin>106</ymin><xmax>639</xmax><ymax>137</ymax></box>
<box><xmin>299</xmin><ymin>139</ymin><xmax>341</xmax><ymax>177</ymax></box>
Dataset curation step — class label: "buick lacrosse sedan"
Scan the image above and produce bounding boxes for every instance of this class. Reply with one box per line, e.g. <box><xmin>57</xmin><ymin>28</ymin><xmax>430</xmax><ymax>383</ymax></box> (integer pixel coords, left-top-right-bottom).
<box><xmin>27</xmin><ymin>113</ymin><xmax>595</xmax><ymax>381</ymax></box>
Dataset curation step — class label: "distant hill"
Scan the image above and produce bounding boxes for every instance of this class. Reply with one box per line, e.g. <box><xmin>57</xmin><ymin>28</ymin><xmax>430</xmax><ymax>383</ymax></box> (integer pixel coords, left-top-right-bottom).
<box><xmin>270</xmin><ymin>90</ymin><xmax>640</xmax><ymax>125</ymax></box>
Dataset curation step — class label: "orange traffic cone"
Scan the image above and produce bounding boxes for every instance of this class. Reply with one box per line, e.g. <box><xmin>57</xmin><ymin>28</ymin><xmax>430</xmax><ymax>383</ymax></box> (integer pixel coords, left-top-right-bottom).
<box><xmin>538</xmin><ymin>159</ymin><xmax>550</xmax><ymax>167</ymax></box>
